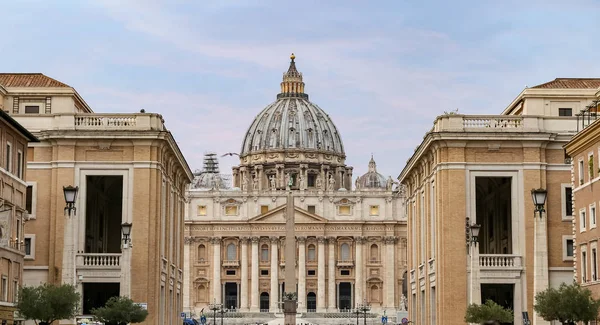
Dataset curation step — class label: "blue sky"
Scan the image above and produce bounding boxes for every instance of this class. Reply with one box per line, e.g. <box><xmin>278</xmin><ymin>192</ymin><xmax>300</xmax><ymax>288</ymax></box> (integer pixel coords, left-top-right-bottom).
<box><xmin>2</xmin><ymin>0</ymin><xmax>600</xmax><ymax>178</ymax></box>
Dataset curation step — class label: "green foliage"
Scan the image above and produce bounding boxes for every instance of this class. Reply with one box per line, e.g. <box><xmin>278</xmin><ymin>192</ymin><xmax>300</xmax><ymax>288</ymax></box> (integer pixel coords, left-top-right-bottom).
<box><xmin>534</xmin><ymin>282</ymin><xmax>600</xmax><ymax>325</ymax></box>
<box><xmin>16</xmin><ymin>283</ymin><xmax>80</xmax><ymax>325</ymax></box>
<box><xmin>464</xmin><ymin>300</ymin><xmax>514</xmax><ymax>324</ymax></box>
<box><xmin>92</xmin><ymin>296</ymin><xmax>148</xmax><ymax>325</ymax></box>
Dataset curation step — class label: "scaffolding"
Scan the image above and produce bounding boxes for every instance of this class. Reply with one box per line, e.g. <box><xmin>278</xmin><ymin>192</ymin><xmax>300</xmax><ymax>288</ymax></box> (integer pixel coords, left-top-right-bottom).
<box><xmin>192</xmin><ymin>152</ymin><xmax>231</xmax><ymax>189</ymax></box>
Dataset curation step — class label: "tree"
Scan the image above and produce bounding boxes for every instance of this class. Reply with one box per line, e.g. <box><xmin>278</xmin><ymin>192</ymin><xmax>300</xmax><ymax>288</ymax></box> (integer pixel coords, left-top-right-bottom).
<box><xmin>16</xmin><ymin>283</ymin><xmax>80</xmax><ymax>325</ymax></box>
<box><xmin>92</xmin><ymin>296</ymin><xmax>148</xmax><ymax>325</ymax></box>
<box><xmin>464</xmin><ymin>300</ymin><xmax>514</xmax><ymax>325</ymax></box>
<box><xmin>534</xmin><ymin>282</ymin><xmax>600</xmax><ymax>325</ymax></box>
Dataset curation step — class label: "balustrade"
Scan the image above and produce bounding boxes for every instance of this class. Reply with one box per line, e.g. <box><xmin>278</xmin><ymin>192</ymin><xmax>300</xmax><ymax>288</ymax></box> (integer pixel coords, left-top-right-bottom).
<box><xmin>479</xmin><ymin>254</ymin><xmax>522</xmax><ymax>268</ymax></box>
<box><xmin>462</xmin><ymin>117</ymin><xmax>523</xmax><ymax>129</ymax></box>
<box><xmin>75</xmin><ymin>115</ymin><xmax>137</xmax><ymax>128</ymax></box>
<box><xmin>76</xmin><ymin>253</ymin><xmax>121</xmax><ymax>268</ymax></box>
<box><xmin>336</xmin><ymin>259</ymin><xmax>354</xmax><ymax>267</ymax></box>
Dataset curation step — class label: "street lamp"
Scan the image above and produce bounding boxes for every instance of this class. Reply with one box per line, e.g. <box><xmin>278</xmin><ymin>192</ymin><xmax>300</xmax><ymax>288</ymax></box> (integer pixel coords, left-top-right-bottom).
<box><xmin>208</xmin><ymin>300</ymin><xmax>224</xmax><ymax>325</ymax></box>
<box><xmin>357</xmin><ymin>301</ymin><xmax>371</xmax><ymax>325</ymax></box>
<box><xmin>531</xmin><ymin>188</ymin><xmax>548</xmax><ymax>216</ymax></box>
<box><xmin>465</xmin><ymin>217</ymin><xmax>482</xmax><ymax>246</ymax></box>
<box><xmin>63</xmin><ymin>185</ymin><xmax>78</xmax><ymax>216</ymax></box>
<box><xmin>121</xmin><ymin>222</ymin><xmax>132</xmax><ymax>247</ymax></box>
<box><xmin>354</xmin><ymin>308</ymin><xmax>361</xmax><ymax>325</ymax></box>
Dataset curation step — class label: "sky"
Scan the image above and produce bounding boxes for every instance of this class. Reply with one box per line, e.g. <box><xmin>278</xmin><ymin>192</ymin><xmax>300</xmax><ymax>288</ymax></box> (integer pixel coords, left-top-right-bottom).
<box><xmin>1</xmin><ymin>0</ymin><xmax>600</xmax><ymax>178</ymax></box>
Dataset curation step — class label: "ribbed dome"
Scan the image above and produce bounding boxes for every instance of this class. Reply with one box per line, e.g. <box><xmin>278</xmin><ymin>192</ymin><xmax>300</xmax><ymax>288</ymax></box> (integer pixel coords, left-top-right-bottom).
<box><xmin>356</xmin><ymin>156</ymin><xmax>387</xmax><ymax>189</ymax></box>
<box><xmin>240</xmin><ymin>55</ymin><xmax>344</xmax><ymax>156</ymax></box>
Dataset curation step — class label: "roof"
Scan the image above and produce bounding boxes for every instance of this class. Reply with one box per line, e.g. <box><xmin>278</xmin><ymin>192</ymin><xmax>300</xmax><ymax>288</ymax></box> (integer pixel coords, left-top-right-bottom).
<box><xmin>0</xmin><ymin>73</ymin><xmax>70</xmax><ymax>88</ymax></box>
<box><xmin>0</xmin><ymin>110</ymin><xmax>38</xmax><ymax>142</ymax></box>
<box><xmin>532</xmin><ymin>78</ymin><xmax>600</xmax><ymax>89</ymax></box>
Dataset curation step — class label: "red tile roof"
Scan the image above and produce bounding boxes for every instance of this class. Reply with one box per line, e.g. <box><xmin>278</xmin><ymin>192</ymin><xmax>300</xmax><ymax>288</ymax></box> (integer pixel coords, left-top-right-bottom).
<box><xmin>532</xmin><ymin>78</ymin><xmax>600</xmax><ymax>89</ymax></box>
<box><xmin>0</xmin><ymin>73</ymin><xmax>70</xmax><ymax>88</ymax></box>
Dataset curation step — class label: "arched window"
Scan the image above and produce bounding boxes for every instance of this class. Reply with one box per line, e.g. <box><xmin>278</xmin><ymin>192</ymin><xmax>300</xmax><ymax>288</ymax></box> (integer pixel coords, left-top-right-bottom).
<box><xmin>197</xmin><ymin>284</ymin><xmax>207</xmax><ymax>302</ymax></box>
<box><xmin>371</xmin><ymin>285</ymin><xmax>380</xmax><ymax>303</ymax></box>
<box><xmin>341</xmin><ymin>243</ymin><xmax>350</xmax><ymax>260</ymax></box>
<box><xmin>307</xmin><ymin>244</ymin><xmax>316</xmax><ymax>261</ymax></box>
<box><xmin>370</xmin><ymin>244</ymin><xmax>379</xmax><ymax>262</ymax></box>
<box><xmin>197</xmin><ymin>244</ymin><xmax>206</xmax><ymax>262</ymax></box>
<box><xmin>261</xmin><ymin>244</ymin><xmax>269</xmax><ymax>262</ymax></box>
<box><xmin>227</xmin><ymin>243</ymin><xmax>236</xmax><ymax>260</ymax></box>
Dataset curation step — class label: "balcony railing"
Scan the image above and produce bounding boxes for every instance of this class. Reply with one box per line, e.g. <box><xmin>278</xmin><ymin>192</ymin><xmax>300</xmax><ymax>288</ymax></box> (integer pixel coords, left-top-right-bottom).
<box><xmin>13</xmin><ymin>113</ymin><xmax>166</xmax><ymax>133</ymax></box>
<box><xmin>222</xmin><ymin>260</ymin><xmax>240</xmax><ymax>267</ymax></box>
<box><xmin>76</xmin><ymin>253</ymin><xmax>121</xmax><ymax>269</ymax></box>
<box><xmin>479</xmin><ymin>254</ymin><xmax>522</xmax><ymax>268</ymax></box>
<box><xmin>336</xmin><ymin>259</ymin><xmax>354</xmax><ymax>267</ymax></box>
<box><xmin>432</xmin><ymin>114</ymin><xmax>577</xmax><ymax>134</ymax></box>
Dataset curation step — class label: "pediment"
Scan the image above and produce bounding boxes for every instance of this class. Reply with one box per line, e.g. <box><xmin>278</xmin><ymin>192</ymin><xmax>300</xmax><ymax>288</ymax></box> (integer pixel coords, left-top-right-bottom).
<box><xmin>249</xmin><ymin>205</ymin><xmax>328</xmax><ymax>223</ymax></box>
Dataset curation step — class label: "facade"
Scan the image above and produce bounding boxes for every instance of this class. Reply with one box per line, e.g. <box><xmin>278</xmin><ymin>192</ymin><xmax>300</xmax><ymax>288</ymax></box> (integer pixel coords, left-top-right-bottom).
<box><xmin>183</xmin><ymin>56</ymin><xmax>407</xmax><ymax>324</ymax></box>
<box><xmin>565</xmin><ymin>92</ymin><xmax>600</xmax><ymax>299</ymax></box>
<box><xmin>0</xmin><ymin>97</ymin><xmax>37</xmax><ymax>324</ymax></box>
<box><xmin>0</xmin><ymin>73</ymin><xmax>193</xmax><ymax>325</ymax></box>
<box><xmin>399</xmin><ymin>78</ymin><xmax>600</xmax><ymax>325</ymax></box>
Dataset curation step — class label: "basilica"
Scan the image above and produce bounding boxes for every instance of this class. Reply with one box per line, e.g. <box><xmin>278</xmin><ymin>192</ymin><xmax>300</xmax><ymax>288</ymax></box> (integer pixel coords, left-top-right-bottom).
<box><xmin>183</xmin><ymin>55</ymin><xmax>407</xmax><ymax>322</ymax></box>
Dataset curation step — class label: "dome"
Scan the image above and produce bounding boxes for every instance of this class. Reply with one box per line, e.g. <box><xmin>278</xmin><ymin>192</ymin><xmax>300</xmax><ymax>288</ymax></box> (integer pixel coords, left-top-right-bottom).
<box><xmin>356</xmin><ymin>156</ymin><xmax>387</xmax><ymax>189</ymax></box>
<box><xmin>240</xmin><ymin>54</ymin><xmax>345</xmax><ymax>157</ymax></box>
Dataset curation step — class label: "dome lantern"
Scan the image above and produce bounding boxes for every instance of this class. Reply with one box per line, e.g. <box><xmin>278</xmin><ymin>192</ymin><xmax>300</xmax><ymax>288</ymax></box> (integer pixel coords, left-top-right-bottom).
<box><xmin>278</xmin><ymin>53</ymin><xmax>308</xmax><ymax>100</ymax></box>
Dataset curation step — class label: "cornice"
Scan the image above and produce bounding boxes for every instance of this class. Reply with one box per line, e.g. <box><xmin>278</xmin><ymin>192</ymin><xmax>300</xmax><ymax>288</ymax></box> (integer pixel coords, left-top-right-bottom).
<box><xmin>565</xmin><ymin>119</ymin><xmax>600</xmax><ymax>156</ymax></box>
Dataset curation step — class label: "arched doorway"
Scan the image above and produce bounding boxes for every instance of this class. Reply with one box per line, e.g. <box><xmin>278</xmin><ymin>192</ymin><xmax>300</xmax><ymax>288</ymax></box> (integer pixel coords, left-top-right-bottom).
<box><xmin>260</xmin><ymin>292</ymin><xmax>269</xmax><ymax>311</ymax></box>
<box><xmin>307</xmin><ymin>292</ymin><xmax>317</xmax><ymax>312</ymax></box>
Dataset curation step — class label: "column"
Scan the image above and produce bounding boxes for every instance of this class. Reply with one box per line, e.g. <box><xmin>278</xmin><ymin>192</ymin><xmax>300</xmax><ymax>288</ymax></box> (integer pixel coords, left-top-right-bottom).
<box><xmin>240</xmin><ymin>237</ymin><xmax>249</xmax><ymax>311</ymax></box>
<box><xmin>355</xmin><ymin>236</ymin><xmax>364</xmax><ymax>305</ymax></box>
<box><xmin>317</xmin><ymin>236</ymin><xmax>326</xmax><ymax>312</ymax></box>
<box><xmin>270</xmin><ymin>236</ymin><xmax>279</xmax><ymax>312</ymax></box>
<box><xmin>183</xmin><ymin>238</ymin><xmax>192</xmax><ymax>313</ymax></box>
<box><xmin>212</xmin><ymin>237</ymin><xmax>222</xmax><ymax>305</ymax></box>
<box><xmin>250</xmin><ymin>237</ymin><xmax>259</xmax><ymax>312</ymax></box>
<box><xmin>468</xmin><ymin>241</ymin><xmax>481</xmax><ymax>305</ymax></box>
<box><xmin>385</xmin><ymin>236</ymin><xmax>396</xmax><ymax>309</ymax></box>
<box><xmin>327</xmin><ymin>237</ymin><xmax>336</xmax><ymax>311</ymax></box>
<box><xmin>298</xmin><ymin>237</ymin><xmax>307</xmax><ymax>312</ymax></box>
<box><xmin>534</xmin><ymin>214</ymin><xmax>550</xmax><ymax>325</ymax></box>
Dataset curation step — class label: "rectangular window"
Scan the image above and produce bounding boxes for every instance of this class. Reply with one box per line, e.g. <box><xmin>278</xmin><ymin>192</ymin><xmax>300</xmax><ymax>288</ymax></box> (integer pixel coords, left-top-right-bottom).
<box><xmin>582</xmin><ymin>250</ymin><xmax>588</xmax><ymax>282</ymax></box>
<box><xmin>593</xmin><ymin>248</ymin><xmax>598</xmax><ymax>281</ymax></box>
<box><xmin>559</xmin><ymin>108</ymin><xmax>573</xmax><ymax>116</ymax></box>
<box><xmin>24</xmin><ymin>235</ymin><xmax>35</xmax><ymax>259</ymax></box>
<box><xmin>307</xmin><ymin>270</ymin><xmax>316</xmax><ymax>276</ymax></box>
<box><xmin>225</xmin><ymin>206</ymin><xmax>238</xmax><ymax>216</ymax></box>
<box><xmin>581</xmin><ymin>209</ymin><xmax>587</xmax><ymax>232</ymax></box>
<box><xmin>565</xmin><ymin>186</ymin><xmax>573</xmax><ymax>218</ymax></box>
<box><xmin>25</xmin><ymin>186</ymin><xmax>33</xmax><ymax>214</ymax></box>
<box><xmin>369</xmin><ymin>205</ymin><xmax>379</xmax><ymax>216</ymax></box>
<box><xmin>24</xmin><ymin>238</ymin><xmax>31</xmax><ymax>256</ymax></box>
<box><xmin>591</xmin><ymin>204</ymin><xmax>597</xmax><ymax>228</ymax></box>
<box><xmin>579</xmin><ymin>159</ymin><xmax>585</xmax><ymax>185</ymax></box>
<box><xmin>13</xmin><ymin>280</ymin><xmax>17</xmax><ymax>302</ymax></box>
<box><xmin>16</xmin><ymin>150</ymin><xmax>23</xmax><ymax>179</ymax></box>
<box><xmin>566</xmin><ymin>239</ymin><xmax>574</xmax><ymax>257</ymax></box>
<box><xmin>307</xmin><ymin>205</ymin><xmax>316</xmax><ymax>214</ymax></box>
<box><xmin>24</xmin><ymin>105</ymin><xmax>40</xmax><ymax>114</ymax></box>
<box><xmin>261</xmin><ymin>205</ymin><xmax>269</xmax><ymax>214</ymax></box>
<box><xmin>1</xmin><ymin>277</ymin><xmax>7</xmax><ymax>301</ymax></box>
<box><xmin>260</xmin><ymin>269</ymin><xmax>269</xmax><ymax>276</ymax></box>
<box><xmin>590</xmin><ymin>154</ymin><xmax>595</xmax><ymax>179</ymax></box>
<box><xmin>197</xmin><ymin>205</ymin><xmax>207</xmax><ymax>216</ymax></box>
<box><xmin>5</xmin><ymin>142</ymin><xmax>11</xmax><ymax>173</ymax></box>
<box><xmin>307</xmin><ymin>174</ymin><xmax>316</xmax><ymax>187</ymax></box>
<box><xmin>340</xmin><ymin>270</ymin><xmax>350</xmax><ymax>276</ymax></box>
<box><xmin>338</xmin><ymin>206</ymin><xmax>351</xmax><ymax>215</ymax></box>
<box><xmin>226</xmin><ymin>270</ymin><xmax>236</xmax><ymax>276</ymax></box>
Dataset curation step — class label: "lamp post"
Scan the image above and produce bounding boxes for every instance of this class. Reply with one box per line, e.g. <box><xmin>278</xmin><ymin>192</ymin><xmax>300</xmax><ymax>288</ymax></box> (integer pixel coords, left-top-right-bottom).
<box><xmin>465</xmin><ymin>217</ymin><xmax>481</xmax><ymax>248</ymax></box>
<box><xmin>121</xmin><ymin>222</ymin><xmax>132</xmax><ymax>248</ymax></box>
<box><xmin>354</xmin><ymin>308</ymin><xmax>361</xmax><ymax>325</ymax></box>
<box><xmin>357</xmin><ymin>301</ymin><xmax>370</xmax><ymax>325</ymax></box>
<box><xmin>63</xmin><ymin>186</ymin><xmax>79</xmax><ymax>216</ymax></box>
<box><xmin>208</xmin><ymin>300</ymin><xmax>224</xmax><ymax>325</ymax></box>
<box><xmin>531</xmin><ymin>188</ymin><xmax>548</xmax><ymax>217</ymax></box>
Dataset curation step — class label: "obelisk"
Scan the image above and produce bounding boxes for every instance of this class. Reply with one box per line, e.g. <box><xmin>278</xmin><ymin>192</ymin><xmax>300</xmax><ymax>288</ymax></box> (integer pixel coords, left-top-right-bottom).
<box><xmin>283</xmin><ymin>186</ymin><xmax>297</xmax><ymax>325</ymax></box>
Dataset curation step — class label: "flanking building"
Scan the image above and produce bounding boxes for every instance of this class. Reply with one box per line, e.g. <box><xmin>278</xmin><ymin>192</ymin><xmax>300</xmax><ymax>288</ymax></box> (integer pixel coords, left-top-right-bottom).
<box><xmin>0</xmin><ymin>73</ymin><xmax>192</xmax><ymax>325</ymax></box>
<box><xmin>183</xmin><ymin>56</ymin><xmax>407</xmax><ymax>325</ymax></box>
<box><xmin>0</xmin><ymin>104</ymin><xmax>38</xmax><ymax>325</ymax></box>
<box><xmin>565</xmin><ymin>92</ymin><xmax>600</xmax><ymax>301</ymax></box>
<box><xmin>398</xmin><ymin>79</ymin><xmax>600</xmax><ymax>325</ymax></box>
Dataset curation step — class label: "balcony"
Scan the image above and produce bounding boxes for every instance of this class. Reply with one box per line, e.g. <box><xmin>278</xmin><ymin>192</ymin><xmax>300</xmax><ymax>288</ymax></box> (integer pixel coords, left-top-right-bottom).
<box><xmin>222</xmin><ymin>260</ymin><xmax>240</xmax><ymax>268</ymax></box>
<box><xmin>76</xmin><ymin>253</ymin><xmax>121</xmax><ymax>269</ymax></box>
<box><xmin>432</xmin><ymin>114</ymin><xmax>577</xmax><ymax>134</ymax></box>
<box><xmin>336</xmin><ymin>259</ymin><xmax>354</xmax><ymax>268</ymax></box>
<box><xmin>479</xmin><ymin>254</ymin><xmax>522</xmax><ymax>269</ymax></box>
<box><xmin>13</xmin><ymin>113</ymin><xmax>166</xmax><ymax>133</ymax></box>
